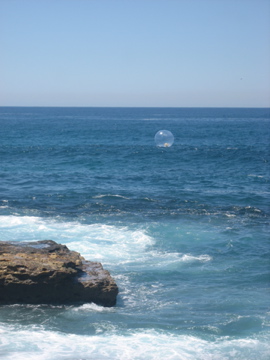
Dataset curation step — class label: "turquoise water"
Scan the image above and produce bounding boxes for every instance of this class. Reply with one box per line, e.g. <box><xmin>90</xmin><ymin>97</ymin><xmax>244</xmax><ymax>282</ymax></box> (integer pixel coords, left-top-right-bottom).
<box><xmin>0</xmin><ymin>107</ymin><xmax>269</xmax><ymax>359</ymax></box>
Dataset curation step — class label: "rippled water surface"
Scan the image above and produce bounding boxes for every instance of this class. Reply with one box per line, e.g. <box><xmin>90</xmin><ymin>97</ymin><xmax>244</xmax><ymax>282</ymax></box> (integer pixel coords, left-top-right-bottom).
<box><xmin>0</xmin><ymin>107</ymin><xmax>269</xmax><ymax>359</ymax></box>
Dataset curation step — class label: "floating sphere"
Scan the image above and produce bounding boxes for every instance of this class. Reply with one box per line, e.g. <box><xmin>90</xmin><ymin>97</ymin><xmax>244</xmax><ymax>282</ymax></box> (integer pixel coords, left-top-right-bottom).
<box><xmin>155</xmin><ymin>130</ymin><xmax>174</xmax><ymax>147</ymax></box>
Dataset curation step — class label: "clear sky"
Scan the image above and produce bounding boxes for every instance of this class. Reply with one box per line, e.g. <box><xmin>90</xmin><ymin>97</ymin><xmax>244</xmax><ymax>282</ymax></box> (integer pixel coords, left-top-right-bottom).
<box><xmin>1</xmin><ymin>0</ymin><xmax>270</xmax><ymax>107</ymax></box>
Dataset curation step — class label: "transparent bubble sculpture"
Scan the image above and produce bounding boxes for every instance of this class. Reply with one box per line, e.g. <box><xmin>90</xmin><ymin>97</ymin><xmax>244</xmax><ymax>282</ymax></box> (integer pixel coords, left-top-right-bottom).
<box><xmin>155</xmin><ymin>130</ymin><xmax>174</xmax><ymax>147</ymax></box>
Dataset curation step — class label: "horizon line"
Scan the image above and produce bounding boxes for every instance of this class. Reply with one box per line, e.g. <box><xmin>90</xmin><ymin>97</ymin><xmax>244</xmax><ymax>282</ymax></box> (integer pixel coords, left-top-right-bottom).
<box><xmin>1</xmin><ymin>105</ymin><xmax>270</xmax><ymax>109</ymax></box>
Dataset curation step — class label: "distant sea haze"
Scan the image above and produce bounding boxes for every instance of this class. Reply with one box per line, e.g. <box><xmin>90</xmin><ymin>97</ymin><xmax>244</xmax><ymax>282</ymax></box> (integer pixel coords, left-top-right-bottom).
<box><xmin>0</xmin><ymin>107</ymin><xmax>269</xmax><ymax>360</ymax></box>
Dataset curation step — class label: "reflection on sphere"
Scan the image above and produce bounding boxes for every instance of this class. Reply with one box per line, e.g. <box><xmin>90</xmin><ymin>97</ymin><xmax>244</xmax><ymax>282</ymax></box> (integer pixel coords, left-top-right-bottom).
<box><xmin>155</xmin><ymin>130</ymin><xmax>174</xmax><ymax>147</ymax></box>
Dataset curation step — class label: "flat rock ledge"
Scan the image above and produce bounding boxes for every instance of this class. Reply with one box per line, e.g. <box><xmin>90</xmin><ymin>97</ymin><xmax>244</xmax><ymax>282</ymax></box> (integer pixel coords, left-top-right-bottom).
<box><xmin>0</xmin><ymin>240</ymin><xmax>118</xmax><ymax>306</ymax></box>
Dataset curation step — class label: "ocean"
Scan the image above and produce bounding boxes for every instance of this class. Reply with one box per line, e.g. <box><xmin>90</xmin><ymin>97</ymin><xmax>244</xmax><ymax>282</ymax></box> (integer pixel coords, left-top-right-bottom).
<box><xmin>0</xmin><ymin>107</ymin><xmax>269</xmax><ymax>360</ymax></box>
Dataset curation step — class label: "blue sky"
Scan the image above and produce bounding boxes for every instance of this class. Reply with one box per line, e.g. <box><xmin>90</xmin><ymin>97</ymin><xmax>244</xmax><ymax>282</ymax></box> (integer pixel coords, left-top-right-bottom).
<box><xmin>1</xmin><ymin>0</ymin><xmax>270</xmax><ymax>107</ymax></box>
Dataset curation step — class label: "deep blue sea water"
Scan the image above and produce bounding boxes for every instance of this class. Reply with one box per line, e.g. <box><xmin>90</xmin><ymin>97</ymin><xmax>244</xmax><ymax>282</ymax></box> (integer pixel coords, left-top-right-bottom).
<box><xmin>0</xmin><ymin>107</ymin><xmax>269</xmax><ymax>360</ymax></box>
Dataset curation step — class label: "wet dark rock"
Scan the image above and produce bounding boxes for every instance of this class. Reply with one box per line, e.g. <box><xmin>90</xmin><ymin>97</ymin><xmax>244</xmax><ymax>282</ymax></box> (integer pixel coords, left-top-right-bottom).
<box><xmin>0</xmin><ymin>240</ymin><xmax>118</xmax><ymax>306</ymax></box>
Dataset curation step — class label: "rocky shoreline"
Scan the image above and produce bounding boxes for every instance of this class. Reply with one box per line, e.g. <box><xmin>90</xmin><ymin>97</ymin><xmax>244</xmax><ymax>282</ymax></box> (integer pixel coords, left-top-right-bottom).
<box><xmin>0</xmin><ymin>240</ymin><xmax>118</xmax><ymax>306</ymax></box>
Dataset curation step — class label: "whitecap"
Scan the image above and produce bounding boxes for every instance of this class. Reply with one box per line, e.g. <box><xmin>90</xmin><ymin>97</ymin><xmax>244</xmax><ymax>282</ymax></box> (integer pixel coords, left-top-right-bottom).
<box><xmin>72</xmin><ymin>303</ymin><xmax>116</xmax><ymax>313</ymax></box>
<box><xmin>92</xmin><ymin>194</ymin><xmax>130</xmax><ymax>200</ymax></box>
<box><xmin>248</xmin><ymin>174</ymin><xmax>265</xmax><ymax>178</ymax></box>
<box><xmin>0</xmin><ymin>325</ymin><xmax>269</xmax><ymax>360</ymax></box>
<box><xmin>0</xmin><ymin>216</ymin><xmax>212</xmax><ymax>275</ymax></box>
<box><xmin>122</xmin><ymin>250</ymin><xmax>213</xmax><ymax>272</ymax></box>
<box><xmin>0</xmin><ymin>215</ymin><xmax>155</xmax><ymax>266</ymax></box>
<box><xmin>181</xmin><ymin>254</ymin><xmax>212</xmax><ymax>262</ymax></box>
<box><xmin>225</xmin><ymin>213</ymin><xmax>236</xmax><ymax>218</ymax></box>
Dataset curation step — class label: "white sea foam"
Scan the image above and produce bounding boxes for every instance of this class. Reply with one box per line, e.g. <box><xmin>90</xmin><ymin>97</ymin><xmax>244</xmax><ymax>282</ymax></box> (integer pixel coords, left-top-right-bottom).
<box><xmin>0</xmin><ymin>216</ymin><xmax>154</xmax><ymax>267</ymax></box>
<box><xmin>0</xmin><ymin>324</ymin><xmax>269</xmax><ymax>360</ymax></box>
<box><xmin>0</xmin><ymin>215</ymin><xmax>212</xmax><ymax>272</ymax></box>
<box><xmin>142</xmin><ymin>118</ymin><xmax>160</xmax><ymax>121</ymax></box>
<box><xmin>225</xmin><ymin>213</ymin><xmax>236</xmax><ymax>218</ymax></box>
<box><xmin>248</xmin><ymin>174</ymin><xmax>265</xmax><ymax>178</ymax></box>
<box><xmin>140</xmin><ymin>251</ymin><xmax>212</xmax><ymax>272</ymax></box>
<box><xmin>181</xmin><ymin>254</ymin><xmax>212</xmax><ymax>262</ymax></box>
<box><xmin>92</xmin><ymin>194</ymin><xmax>131</xmax><ymax>200</ymax></box>
<box><xmin>71</xmin><ymin>303</ymin><xmax>116</xmax><ymax>313</ymax></box>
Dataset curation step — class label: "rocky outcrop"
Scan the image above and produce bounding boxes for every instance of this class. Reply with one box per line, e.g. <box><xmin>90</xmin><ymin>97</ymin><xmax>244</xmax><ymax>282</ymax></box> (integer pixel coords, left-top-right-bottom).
<box><xmin>0</xmin><ymin>240</ymin><xmax>118</xmax><ymax>306</ymax></box>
